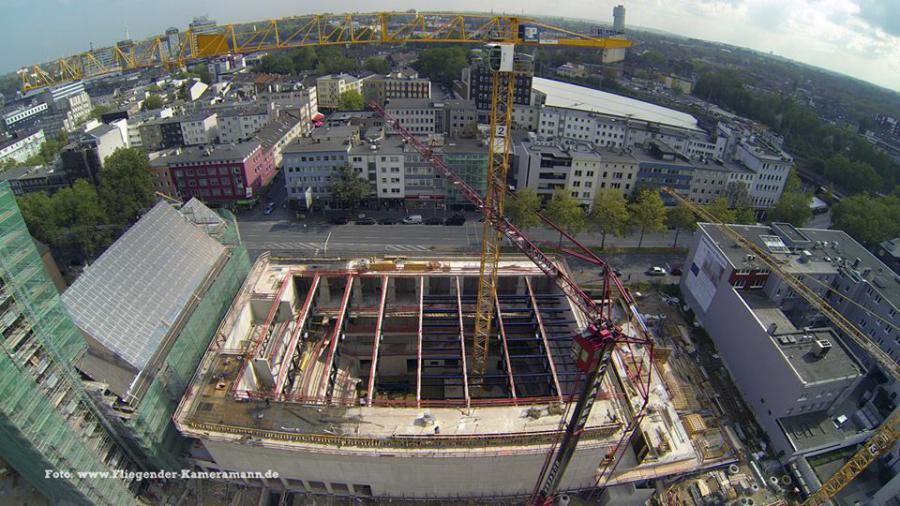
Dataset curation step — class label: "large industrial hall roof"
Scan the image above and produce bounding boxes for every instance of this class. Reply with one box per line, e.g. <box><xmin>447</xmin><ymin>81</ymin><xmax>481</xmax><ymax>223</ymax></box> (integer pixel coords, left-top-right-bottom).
<box><xmin>532</xmin><ymin>77</ymin><xmax>701</xmax><ymax>131</ymax></box>
<box><xmin>63</xmin><ymin>201</ymin><xmax>226</xmax><ymax>376</ymax></box>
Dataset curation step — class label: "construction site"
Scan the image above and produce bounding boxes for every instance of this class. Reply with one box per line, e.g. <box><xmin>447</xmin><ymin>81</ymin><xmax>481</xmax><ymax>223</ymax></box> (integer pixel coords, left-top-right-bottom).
<box><xmin>172</xmin><ymin>253</ymin><xmax>741</xmax><ymax>502</ymax></box>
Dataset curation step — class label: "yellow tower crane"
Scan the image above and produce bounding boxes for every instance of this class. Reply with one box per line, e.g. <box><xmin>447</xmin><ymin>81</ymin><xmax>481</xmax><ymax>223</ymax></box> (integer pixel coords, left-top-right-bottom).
<box><xmin>17</xmin><ymin>12</ymin><xmax>631</xmax><ymax>381</ymax></box>
<box><xmin>662</xmin><ymin>187</ymin><xmax>900</xmax><ymax>506</ymax></box>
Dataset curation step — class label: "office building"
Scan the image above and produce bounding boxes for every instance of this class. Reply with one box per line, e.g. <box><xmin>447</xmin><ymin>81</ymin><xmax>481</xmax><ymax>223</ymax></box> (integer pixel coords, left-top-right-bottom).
<box><xmin>0</xmin><ymin>165</ymin><xmax>68</xmax><ymax>196</ymax></box>
<box><xmin>60</xmin><ymin>123</ymin><xmax>126</xmax><ymax>185</ymax></box>
<box><xmin>316</xmin><ymin>74</ymin><xmax>370</xmax><ymax>110</ymax></box>
<box><xmin>364</xmin><ymin>70</ymin><xmax>431</xmax><ymax>107</ymax></box>
<box><xmin>613</xmin><ymin>5</ymin><xmax>626</xmax><ymax>32</ymax></box>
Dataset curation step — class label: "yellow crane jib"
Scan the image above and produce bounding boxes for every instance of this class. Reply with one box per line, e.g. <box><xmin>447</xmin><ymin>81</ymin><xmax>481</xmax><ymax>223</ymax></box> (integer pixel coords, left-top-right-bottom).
<box><xmin>19</xmin><ymin>12</ymin><xmax>632</xmax><ymax>92</ymax></box>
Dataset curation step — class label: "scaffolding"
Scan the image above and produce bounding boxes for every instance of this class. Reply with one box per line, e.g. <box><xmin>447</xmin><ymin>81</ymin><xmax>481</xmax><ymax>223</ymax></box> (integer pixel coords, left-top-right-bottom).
<box><xmin>0</xmin><ymin>182</ymin><xmax>137</xmax><ymax>506</ymax></box>
<box><xmin>121</xmin><ymin>211</ymin><xmax>251</xmax><ymax>469</ymax></box>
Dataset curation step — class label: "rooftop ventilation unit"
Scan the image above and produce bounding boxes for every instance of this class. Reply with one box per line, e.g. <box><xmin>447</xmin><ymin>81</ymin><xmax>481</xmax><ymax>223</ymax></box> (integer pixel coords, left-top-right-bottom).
<box><xmin>813</xmin><ymin>339</ymin><xmax>832</xmax><ymax>358</ymax></box>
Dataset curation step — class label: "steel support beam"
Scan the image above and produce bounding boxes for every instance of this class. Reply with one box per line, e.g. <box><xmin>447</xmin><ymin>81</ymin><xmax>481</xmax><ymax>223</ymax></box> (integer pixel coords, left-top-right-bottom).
<box><xmin>456</xmin><ymin>277</ymin><xmax>470</xmax><ymax>408</ymax></box>
<box><xmin>365</xmin><ymin>275</ymin><xmax>389</xmax><ymax>406</ymax></box>
<box><xmin>494</xmin><ymin>296</ymin><xmax>517</xmax><ymax>401</ymax></box>
<box><xmin>318</xmin><ymin>275</ymin><xmax>354</xmax><ymax>402</ymax></box>
<box><xmin>274</xmin><ymin>274</ymin><xmax>320</xmax><ymax>396</ymax></box>
<box><xmin>526</xmin><ymin>277</ymin><xmax>563</xmax><ymax>402</ymax></box>
<box><xmin>416</xmin><ymin>276</ymin><xmax>424</xmax><ymax>408</ymax></box>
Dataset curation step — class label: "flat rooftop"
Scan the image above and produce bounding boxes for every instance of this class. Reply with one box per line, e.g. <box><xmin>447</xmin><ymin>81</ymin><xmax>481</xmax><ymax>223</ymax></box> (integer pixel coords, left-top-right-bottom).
<box><xmin>175</xmin><ymin>255</ymin><xmax>697</xmax><ymax>469</ymax></box>
<box><xmin>532</xmin><ymin>77</ymin><xmax>701</xmax><ymax>132</ymax></box>
<box><xmin>743</xmin><ymin>293</ymin><xmax>861</xmax><ymax>385</ymax></box>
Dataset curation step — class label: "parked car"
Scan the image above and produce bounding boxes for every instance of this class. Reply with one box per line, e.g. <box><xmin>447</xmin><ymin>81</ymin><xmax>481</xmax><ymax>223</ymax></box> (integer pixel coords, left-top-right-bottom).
<box><xmin>646</xmin><ymin>266</ymin><xmax>667</xmax><ymax>276</ymax></box>
<box><xmin>445</xmin><ymin>214</ymin><xmax>466</xmax><ymax>226</ymax></box>
<box><xmin>355</xmin><ymin>217</ymin><xmax>376</xmax><ymax>225</ymax></box>
<box><xmin>424</xmin><ymin>216</ymin><xmax>443</xmax><ymax>225</ymax></box>
<box><xmin>263</xmin><ymin>202</ymin><xmax>275</xmax><ymax>215</ymax></box>
<box><xmin>669</xmin><ymin>267</ymin><xmax>683</xmax><ymax>276</ymax></box>
<box><xmin>329</xmin><ymin>215</ymin><xmax>350</xmax><ymax>225</ymax></box>
<box><xmin>379</xmin><ymin>217</ymin><xmax>399</xmax><ymax>225</ymax></box>
<box><xmin>402</xmin><ymin>215</ymin><xmax>423</xmax><ymax>224</ymax></box>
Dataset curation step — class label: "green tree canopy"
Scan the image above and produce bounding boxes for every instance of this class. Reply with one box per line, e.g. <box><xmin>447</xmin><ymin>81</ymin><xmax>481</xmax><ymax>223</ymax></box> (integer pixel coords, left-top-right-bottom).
<box><xmin>667</xmin><ymin>201</ymin><xmax>697</xmax><ymax>247</ymax></box>
<box><xmin>589</xmin><ymin>189</ymin><xmax>630</xmax><ymax>249</ymax></box>
<box><xmin>705</xmin><ymin>197</ymin><xmax>738</xmax><ymax>223</ymax></box>
<box><xmin>89</xmin><ymin>104</ymin><xmax>112</xmax><ymax>120</ymax></box>
<box><xmin>544</xmin><ymin>188</ymin><xmax>587</xmax><ymax>247</ymax></box>
<box><xmin>99</xmin><ymin>148</ymin><xmax>155</xmax><ymax>226</ymax></box>
<box><xmin>413</xmin><ymin>47</ymin><xmax>468</xmax><ymax>86</ymax></box>
<box><xmin>504</xmin><ymin>188</ymin><xmax>541</xmax><ymax>229</ymax></box>
<box><xmin>258</xmin><ymin>54</ymin><xmax>295</xmax><ymax>75</ymax></box>
<box><xmin>141</xmin><ymin>94</ymin><xmax>164</xmax><ymax>111</ymax></box>
<box><xmin>363</xmin><ymin>57</ymin><xmax>391</xmax><ymax>74</ymax></box>
<box><xmin>823</xmin><ymin>154</ymin><xmax>882</xmax><ymax>194</ymax></box>
<box><xmin>831</xmin><ymin>194</ymin><xmax>900</xmax><ymax>245</ymax></box>
<box><xmin>19</xmin><ymin>180</ymin><xmax>111</xmax><ymax>260</ymax></box>
<box><xmin>769</xmin><ymin>192</ymin><xmax>812</xmax><ymax>227</ymax></box>
<box><xmin>338</xmin><ymin>90</ymin><xmax>365</xmax><ymax>111</ymax></box>
<box><xmin>628</xmin><ymin>189</ymin><xmax>667</xmax><ymax>248</ymax></box>
<box><xmin>289</xmin><ymin>47</ymin><xmax>318</xmax><ymax>71</ymax></box>
<box><xmin>328</xmin><ymin>165</ymin><xmax>370</xmax><ymax>210</ymax></box>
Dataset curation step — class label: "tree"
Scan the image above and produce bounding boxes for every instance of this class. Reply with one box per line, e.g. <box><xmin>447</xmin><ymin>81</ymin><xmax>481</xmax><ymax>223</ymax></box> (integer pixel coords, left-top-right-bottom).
<box><xmin>328</xmin><ymin>165</ymin><xmax>370</xmax><ymax>210</ymax></box>
<box><xmin>54</xmin><ymin>180</ymin><xmax>110</xmax><ymax>259</ymax></box>
<box><xmin>258</xmin><ymin>54</ymin><xmax>295</xmax><ymax>75</ymax></box>
<box><xmin>544</xmin><ymin>188</ymin><xmax>586</xmax><ymax>248</ymax></box>
<box><xmin>289</xmin><ymin>47</ymin><xmax>317</xmax><ymax>71</ymax></box>
<box><xmin>504</xmin><ymin>188</ymin><xmax>541</xmax><ymax>229</ymax></box>
<box><xmin>141</xmin><ymin>94</ymin><xmax>164</xmax><ymax>111</ymax></box>
<box><xmin>338</xmin><ymin>90</ymin><xmax>364</xmax><ymax>111</ymax></box>
<box><xmin>823</xmin><ymin>154</ymin><xmax>882</xmax><ymax>194</ymax></box>
<box><xmin>413</xmin><ymin>47</ymin><xmax>468</xmax><ymax>86</ymax></box>
<box><xmin>89</xmin><ymin>104</ymin><xmax>112</xmax><ymax>120</ymax></box>
<box><xmin>589</xmin><ymin>189</ymin><xmax>630</xmax><ymax>249</ymax></box>
<box><xmin>363</xmin><ymin>57</ymin><xmax>391</xmax><ymax>75</ymax></box>
<box><xmin>769</xmin><ymin>191</ymin><xmax>812</xmax><ymax>227</ymax></box>
<box><xmin>705</xmin><ymin>197</ymin><xmax>737</xmax><ymax>223</ymax></box>
<box><xmin>734</xmin><ymin>205</ymin><xmax>757</xmax><ymax>225</ymax></box>
<box><xmin>831</xmin><ymin>194</ymin><xmax>900</xmax><ymax>245</ymax></box>
<box><xmin>99</xmin><ymin>148</ymin><xmax>155</xmax><ymax>226</ymax></box>
<box><xmin>628</xmin><ymin>189</ymin><xmax>667</xmax><ymax>248</ymax></box>
<box><xmin>667</xmin><ymin>201</ymin><xmax>696</xmax><ymax>247</ymax></box>
<box><xmin>16</xmin><ymin>192</ymin><xmax>59</xmax><ymax>246</ymax></box>
<box><xmin>19</xmin><ymin>180</ymin><xmax>110</xmax><ymax>260</ymax></box>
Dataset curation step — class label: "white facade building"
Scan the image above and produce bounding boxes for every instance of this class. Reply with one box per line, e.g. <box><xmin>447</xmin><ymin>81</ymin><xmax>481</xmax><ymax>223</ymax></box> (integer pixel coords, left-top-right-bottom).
<box><xmin>0</xmin><ymin>129</ymin><xmax>46</xmax><ymax>164</ymax></box>
<box><xmin>180</xmin><ymin>112</ymin><xmax>218</xmax><ymax>146</ymax></box>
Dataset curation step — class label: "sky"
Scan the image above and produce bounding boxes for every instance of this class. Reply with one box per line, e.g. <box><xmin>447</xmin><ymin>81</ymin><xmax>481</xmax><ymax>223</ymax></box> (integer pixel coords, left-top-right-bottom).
<box><xmin>3</xmin><ymin>0</ymin><xmax>899</xmax><ymax>92</ymax></box>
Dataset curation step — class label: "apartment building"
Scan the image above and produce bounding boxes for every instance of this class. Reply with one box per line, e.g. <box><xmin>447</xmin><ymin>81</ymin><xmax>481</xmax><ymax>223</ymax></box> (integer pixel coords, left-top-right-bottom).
<box><xmin>217</xmin><ymin>106</ymin><xmax>272</xmax><ymax>143</ymax></box>
<box><xmin>735</xmin><ymin>138</ymin><xmax>793</xmax><ymax>208</ymax></box>
<box><xmin>151</xmin><ymin>141</ymin><xmax>274</xmax><ymax>203</ymax></box>
<box><xmin>364</xmin><ymin>70</ymin><xmax>431</xmax><ymax>106</ymax></box>
<box><xmin>180</xmin><ymin>111</ymin><xmax>218</xmax><ymax>145</ymax></box>
<box><xmin>0</xmin><ymin>129</ymin><xmax>45</xmax><ymax>164</ymax></box>
<box><xmin>60</xmin><ymin>123</ymin><xmax>126</xmax><ymax>185</ymax></box>
<box><xmin>514</xmin><ymin>139</ymin><xmax>638</xmax><ymax>209</ymax></box>
<box><xmin>383</xmin><ymin>98</ymin><xmax>477</xmax><ymax>138</ymax></box>
<box><xmin>316</xmin><ymin>74</ymin><xmax>370</xmax><ymax>109</ymax></box>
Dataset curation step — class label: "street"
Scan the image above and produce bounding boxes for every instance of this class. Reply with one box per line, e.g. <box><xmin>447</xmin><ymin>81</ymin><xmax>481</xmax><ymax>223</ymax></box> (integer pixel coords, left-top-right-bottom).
<box><xmin>236</xmin><ymin>210</ymin><xmax>692</xmax><ymax>259</ymax></box>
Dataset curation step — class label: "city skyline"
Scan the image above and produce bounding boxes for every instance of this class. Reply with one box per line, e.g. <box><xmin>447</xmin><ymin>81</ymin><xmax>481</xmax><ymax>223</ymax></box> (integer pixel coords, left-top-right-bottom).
<box><xmin>2</xmin><ymin>0</ymin><xmax>899</xmax><ymax>93</ymax></box>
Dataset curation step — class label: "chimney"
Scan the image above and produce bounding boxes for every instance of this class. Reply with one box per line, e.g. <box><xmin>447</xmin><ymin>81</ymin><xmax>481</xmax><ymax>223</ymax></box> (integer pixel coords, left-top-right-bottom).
<box><xmin>862</xmin><ymin>267</ymin><xmax>872</xmax><ymax>279</ymax></box>
<box><xmin>767</xmin><ymin>323</ymin><xmax>778</xmax><ymax>335</ymax></box>
<box><xmin>853</xmin><ymin>257</ymin><xmax>861</xmax><ymax>268</ymax></box>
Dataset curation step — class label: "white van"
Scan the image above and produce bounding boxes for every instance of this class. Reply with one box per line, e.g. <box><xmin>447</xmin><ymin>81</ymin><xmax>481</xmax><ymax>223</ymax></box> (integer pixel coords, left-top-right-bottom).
<box><xmin>402</xmin><ymin>215</ymin><xmax>423</xmax><ymax>224</ymax></box>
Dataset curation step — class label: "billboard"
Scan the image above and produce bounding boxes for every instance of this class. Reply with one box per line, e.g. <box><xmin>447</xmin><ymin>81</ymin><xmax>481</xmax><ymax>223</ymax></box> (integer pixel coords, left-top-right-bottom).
<box><xmin>683</xmin><ymin>235</ymin><xmax>729</xmax><ymax>312</ymax></box>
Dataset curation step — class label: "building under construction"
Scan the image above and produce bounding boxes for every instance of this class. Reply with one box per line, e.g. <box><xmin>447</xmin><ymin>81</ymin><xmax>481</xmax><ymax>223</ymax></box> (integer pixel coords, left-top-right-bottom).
<box><xmin>174</xmin><ymin>253</ymin><xmax>721</xmax><ymax>502</ymax></box>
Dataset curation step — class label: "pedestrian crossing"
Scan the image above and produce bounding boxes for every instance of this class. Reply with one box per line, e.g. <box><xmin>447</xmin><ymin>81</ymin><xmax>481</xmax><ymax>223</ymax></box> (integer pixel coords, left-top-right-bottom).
<box><xmin>254</xmin><ymin>242</ymin><xmax>432</xmax><ymax>252</ymax></box>
<box><xmin>384</xmin><ymin>244</ymin><xmax>432</xmax><ymax>252</ymax></box>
